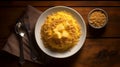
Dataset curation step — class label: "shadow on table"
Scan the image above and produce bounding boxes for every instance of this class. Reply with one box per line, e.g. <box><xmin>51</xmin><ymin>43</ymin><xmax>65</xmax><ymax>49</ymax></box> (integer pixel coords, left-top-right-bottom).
<box><xmin>43</xmin><ymin>50</ymin><xmax>82</xmax><ymax>67</ymax></box>
<box><xmin>87</xmin><ymin>24</ymin><xmax>107</xmax><ymax>38</ymax></box>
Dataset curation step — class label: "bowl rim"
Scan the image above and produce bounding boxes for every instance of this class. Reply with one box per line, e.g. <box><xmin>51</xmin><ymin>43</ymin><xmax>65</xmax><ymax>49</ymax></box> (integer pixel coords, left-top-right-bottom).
<box><xmin>35</xmin><ymin>6</ymin><xmax>87</xmax><ymax>58</ymax></box>
<box><xmin>88</xmin><ymin>8</ymin><xmax>108</xmax><ymax>29</ymax></box>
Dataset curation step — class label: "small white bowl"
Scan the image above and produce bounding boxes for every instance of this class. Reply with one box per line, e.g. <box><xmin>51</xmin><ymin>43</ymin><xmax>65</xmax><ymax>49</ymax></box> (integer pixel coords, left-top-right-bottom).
<box><xmin>88</xmin><ymin>8</ymin><xmax>108</xmax><ymax>29</ymax></box>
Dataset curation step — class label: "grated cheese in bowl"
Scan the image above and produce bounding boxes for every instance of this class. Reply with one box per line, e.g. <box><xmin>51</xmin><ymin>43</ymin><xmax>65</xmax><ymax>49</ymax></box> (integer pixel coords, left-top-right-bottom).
<box><xmin>88</xmin><ymin>8</ymin><xmax>108</xmax><ymax>29</ymax></box>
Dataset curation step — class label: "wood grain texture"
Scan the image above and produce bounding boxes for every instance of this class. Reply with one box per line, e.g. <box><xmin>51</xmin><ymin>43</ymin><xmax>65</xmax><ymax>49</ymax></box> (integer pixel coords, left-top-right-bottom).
<box><xmin>0</xmin><ymin>1</ymin><xmax>120</xmax><ymax>67</ymax></box>
<box><xmin>0</xmin><ymin>7</ymin><xmax>120</xmax><ymax>38</ymax></box>
<box><xmin>0</xmin><ymin>1</ymin><xmax>120</xmax><ymax>7</ymax></box>
<box><xmin>41</xmin><ymin>39</ymin><xmax>120</xmax><ymax>67</ymax></box>
<box><xmin>0</xmin><ymin>39</ymin><xmax>120</xmax><ymax>67</ymax></box>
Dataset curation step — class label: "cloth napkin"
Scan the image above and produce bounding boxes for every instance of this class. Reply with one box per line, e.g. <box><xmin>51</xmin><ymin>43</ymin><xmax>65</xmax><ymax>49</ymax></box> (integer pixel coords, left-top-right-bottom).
<box><xmin>2</xmin><ymin>5</ymin><xmax>52</xmax><ymax>64</ymax></box>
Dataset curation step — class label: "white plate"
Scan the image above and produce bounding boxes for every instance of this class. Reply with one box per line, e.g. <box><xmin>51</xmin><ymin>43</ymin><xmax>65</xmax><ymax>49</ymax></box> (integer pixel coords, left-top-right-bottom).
<box><xmin>35</xmin><ymin>6</ymin><xmax>86</xmax><ymax>58</ymax></box>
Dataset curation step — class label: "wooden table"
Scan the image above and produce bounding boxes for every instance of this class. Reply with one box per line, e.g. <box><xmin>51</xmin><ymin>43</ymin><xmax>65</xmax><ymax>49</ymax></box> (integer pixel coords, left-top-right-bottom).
<box><xmin>0</xmin><ymin>1</ymin><xmax>120</xmax><ymax>67</ymax></box>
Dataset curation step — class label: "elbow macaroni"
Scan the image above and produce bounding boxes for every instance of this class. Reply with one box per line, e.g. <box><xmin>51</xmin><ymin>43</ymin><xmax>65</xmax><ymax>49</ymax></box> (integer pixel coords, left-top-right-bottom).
<box><xmin>41</xmin><ymin>11</ymin><xmax>81</xmax><ymax>52</ymax></box>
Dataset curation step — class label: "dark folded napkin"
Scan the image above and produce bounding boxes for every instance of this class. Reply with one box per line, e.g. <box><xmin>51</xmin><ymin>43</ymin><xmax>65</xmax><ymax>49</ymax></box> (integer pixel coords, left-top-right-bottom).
<box><xmin>2</xmin><ymin>5</ymin><xmax>51</xmax><ymax>64</ymax></box>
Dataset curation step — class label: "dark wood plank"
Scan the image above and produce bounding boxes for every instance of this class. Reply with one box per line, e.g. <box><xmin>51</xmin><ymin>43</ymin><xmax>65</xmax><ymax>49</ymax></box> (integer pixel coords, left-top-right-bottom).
<box><xmin>42</xmin><ymin>39</ymin><xmax>120</xmax><ymax>67</ymax></box>
<box><xmin>0</xmin><ymin>1</ymin><xmax>120</xmax><ymax>67</ymax></box>
<box><xmin>0</xmin><ymin>7</ymin><xmax>120</xmax><ymax>38</ymax></box>
<box><xmin>72</xmin><ymin>38</ymin><xmax>120</xmax><ymax>67</ymax></box>
<box><xmin>1</xmin><ymin>38</ymin><xmax>120</xmax><ymax>67</ymax></box>
<box><xmin>0</xmin><ymin>7</ymin><xmax>25</xmax><ymax>38</ymax></box>
<box><xmin>0</xmin><ymin>1</ymin><xmax>120</xmax><ymax>7</ymax></box>
<box><xmin>74</xmin><ymin>7</ymin><xmax>120</xmax><ymax>38</ymax></box>
<box><xmin>48</xmin><ymin>38</ymin><xmax>120</xmax><ymax>67</ymax></box>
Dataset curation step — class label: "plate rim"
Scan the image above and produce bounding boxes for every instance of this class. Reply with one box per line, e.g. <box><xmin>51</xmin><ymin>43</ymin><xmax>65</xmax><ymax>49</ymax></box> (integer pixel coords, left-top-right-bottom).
<box><xmin>35</xmin><ymin>6</ymin><xmax>87</xmax><ymax>58</ymax></box>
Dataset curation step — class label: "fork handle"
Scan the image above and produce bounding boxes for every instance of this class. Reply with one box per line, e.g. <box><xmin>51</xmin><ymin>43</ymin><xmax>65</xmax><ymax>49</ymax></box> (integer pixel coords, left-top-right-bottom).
<box><xmin>27</xmin><ymin>32</ymin><xmax>37</xmax><ymax>61</ymax></box>
<box><xmin>19</xmin><ymin>36</ymin><xmax>25</xmax><ymax>65</ymax></box>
